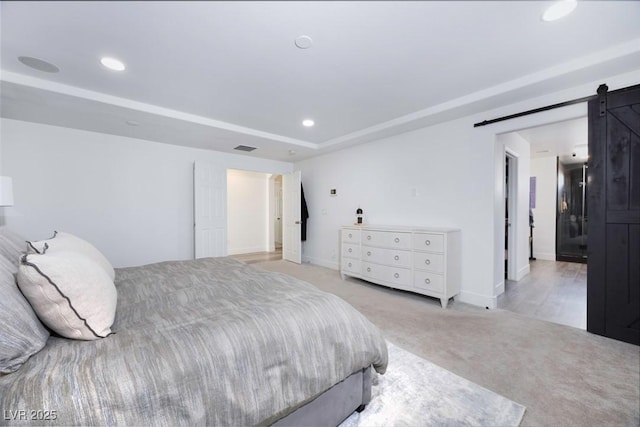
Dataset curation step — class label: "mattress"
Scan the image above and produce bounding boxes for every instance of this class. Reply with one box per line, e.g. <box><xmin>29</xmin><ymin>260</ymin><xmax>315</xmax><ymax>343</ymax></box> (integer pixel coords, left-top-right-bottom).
<box><xmin>0</xmin><ymin>257</ymin><xmax>387</xmax><ymax>425</ymax></box>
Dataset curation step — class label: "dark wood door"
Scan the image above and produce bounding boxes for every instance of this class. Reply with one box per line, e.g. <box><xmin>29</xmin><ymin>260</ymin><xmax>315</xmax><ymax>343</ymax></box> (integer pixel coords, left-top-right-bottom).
<box><xmin>587</xmin><ymin>84</ymin><xmax>640</xmax><ymax>345</ymax></box>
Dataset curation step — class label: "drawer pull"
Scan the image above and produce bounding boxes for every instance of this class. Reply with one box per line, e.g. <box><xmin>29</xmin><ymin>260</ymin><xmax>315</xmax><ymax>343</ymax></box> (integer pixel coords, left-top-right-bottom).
<box><xmin>367</xmin><ymin>251</ymin><xmax>372</xmax><ymax>256</ymax></box>
<box><xmin>367</xmin><ymin>235</ymin><xmax>372</xmax><ymax>240</ymax></box>
<box><xmin>394</xmin><ymin>237</ymin><xmax>400</xmax><ymax>243</ymax></box>
<box><xmin>394</xmin><ymin>255</ymin><xmax>399</xmax><ymax>261</ymax></box>
<box><xmin>348</xmin><ymin>233</ymin><xmax>352</xmax><ymax>238</ymax></box>
<box><xmin>348</xmin><ymin>248</ymin><xmax>352</xmax><ymax>253</ymax></box>
<box><xmin>424</xmin><ymin>278</ymin><xmax>431</xmax><ymax>285</ymax></box>
<box><xmin>394</xmin><ymin>273</ymin><xmax>400</xmax><ymax>279</ymax></box>
<box><xmin>348</xmin><ymin>262</ymin><xmax>352</xmax><ymax>267</ymax></box>
<box><xmin>425</xmin><ymin>240</ymin><xmax>431</xmax><ymax>246</ymax></box>
<box><xmin>425</xmin><ymin>259</ymin><xmax>431</xmax><ymax>265</ymax></box>
<box><xmin>367</xmin><ymin>267</ymin><xmax>371</xmax><ymax>272</ymax></box>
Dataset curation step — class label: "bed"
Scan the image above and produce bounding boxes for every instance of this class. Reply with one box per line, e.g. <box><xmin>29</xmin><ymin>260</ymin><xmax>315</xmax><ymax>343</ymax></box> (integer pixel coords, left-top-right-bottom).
<box><xmin>0</xmin><ymin>227</ymin><xmax>388</xmax><ymax>426</ymax></box>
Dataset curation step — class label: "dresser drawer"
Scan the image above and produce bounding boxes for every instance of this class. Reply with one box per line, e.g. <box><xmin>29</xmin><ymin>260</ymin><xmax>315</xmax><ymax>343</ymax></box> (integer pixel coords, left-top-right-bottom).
<box><xmin>342</xmin><ymin>229</ymin><xmax>361</xmax><ymax>243</ymax></box>
<box><xmin>413</xmin><ymin>252</ymin><xmax>444</xmax><ymax>273</ymax></box>
<box><xmin>342</xmin><ymin>243</ymin><xmax>359</xmax><ymax>259</ymax></box>
<box><xmin>414</xmin><ymin>271</ymin><xmax>444</xmax><ymax>294</ymax></box>
<box><xmin>341</xmin><ymin>258</ymin><xmax>361</xmax><ymax>274</ymax></box>
<box><xmin>362</xmin><ymin>230</ymin><xmax>411</xmax><ymax>249</ymax></box>
<box><xmin>362</xmin><ymin>262</ymin><xmax>411</xmax><ymax>287</ymax></box>
<box><xmin>413</xmin><ymin>233</ymin><xmax>444</xmax><ymax>252</ymax></box>
<box><xmin>362</xmin><ymin>247</ymin><xmax>411</xmax><ymax>268</ymax></box>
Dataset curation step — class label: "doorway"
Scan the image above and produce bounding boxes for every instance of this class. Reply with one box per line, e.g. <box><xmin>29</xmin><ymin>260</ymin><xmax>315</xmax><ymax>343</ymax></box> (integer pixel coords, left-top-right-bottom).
<box><xmin>499</xmin><ymin>117</ymin><xmax>588</xmax><ymax>329</ymax></box>
<box><xmin>556</xmin><ymin>160</ymin><xmax>588</xmax><ymax>263</ymax></box>
<box><xmin>226</xmin><ymin>169</ymin><xmax>282</xmax><ymax>262</ymax></box>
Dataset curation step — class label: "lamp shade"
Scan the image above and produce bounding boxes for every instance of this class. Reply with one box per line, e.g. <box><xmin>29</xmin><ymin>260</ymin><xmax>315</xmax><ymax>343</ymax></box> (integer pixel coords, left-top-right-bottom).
<box><xmin>0</xmin><ymin>176</ymin><xmax>14</xmax><ymax>206</ymax></box>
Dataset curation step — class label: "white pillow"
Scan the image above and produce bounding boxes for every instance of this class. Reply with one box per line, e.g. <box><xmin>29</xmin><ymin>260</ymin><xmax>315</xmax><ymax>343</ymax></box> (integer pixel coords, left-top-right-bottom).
<box><xmin>17</xmin><ymin>251</ymin><xmax>117</xmax><ymax>341</ymax></box>
<box><xmin>28</xmin><ymin>231</ymin><xmax>115</xmax><ymax>280</ymax></box>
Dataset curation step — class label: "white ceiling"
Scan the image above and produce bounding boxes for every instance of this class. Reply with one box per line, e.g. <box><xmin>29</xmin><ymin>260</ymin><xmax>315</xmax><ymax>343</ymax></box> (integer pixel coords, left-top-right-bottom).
<box><xmin>518</xmin><ymin>117</ymin><xmax>588</xmax><ymax>164</ymax></box>
<box><xmin>1</xmin><ymin>1</ymin><xmax>639</xmax><ymax>161</ymax></box>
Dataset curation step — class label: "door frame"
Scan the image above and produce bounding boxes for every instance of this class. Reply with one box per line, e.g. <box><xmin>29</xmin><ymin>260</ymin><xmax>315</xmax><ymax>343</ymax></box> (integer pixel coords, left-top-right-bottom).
<box><xmin>491</xmin><ymin>102</ymin><xmax>587</xmax><ymax>306</ymax></box>
<box><xmin>505</xmin><ymin>149</ymin><xmax>519</xmax><ymax>281</ymax></box>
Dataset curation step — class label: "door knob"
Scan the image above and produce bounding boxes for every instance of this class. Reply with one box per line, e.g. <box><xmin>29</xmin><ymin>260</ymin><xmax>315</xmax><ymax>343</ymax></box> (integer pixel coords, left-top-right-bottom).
<box><xmin>295</xmin><ymin>221</ymin><xmax>301</xmax><ymax>224</ymax></box>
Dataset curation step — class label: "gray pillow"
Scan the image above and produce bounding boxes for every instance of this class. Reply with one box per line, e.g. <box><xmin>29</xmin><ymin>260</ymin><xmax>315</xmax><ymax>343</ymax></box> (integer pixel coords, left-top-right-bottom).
<box><xmin>0</xmin><ymin>226</ymin><xmax>27</xmax><ymax>269</ymax></box>
<box><xmin>0</xmin><ymin>253</ymin><xmax>16</xmax><ymax>274</ymax></box>
<box><xmin>0</xmin><ymin>258</ymin><xmax>50</xmax><ymax>374</ymax></box>
<box><xmin>0</xmin><ymin>226</ymin><xmax>26</xmax><ymax>248</ymax></box>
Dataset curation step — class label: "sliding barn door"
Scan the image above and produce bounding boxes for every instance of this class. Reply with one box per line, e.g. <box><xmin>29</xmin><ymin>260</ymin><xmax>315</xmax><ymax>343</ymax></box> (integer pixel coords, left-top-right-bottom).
<box><xmin>194</xmin><ymin>162</ymin><xmax>227</xmax><ymax>258</ymax></box>
<box><xmin>588</xmin><ymin>84</ymin><xmax>640</xmax><ymax>345</ymax></box>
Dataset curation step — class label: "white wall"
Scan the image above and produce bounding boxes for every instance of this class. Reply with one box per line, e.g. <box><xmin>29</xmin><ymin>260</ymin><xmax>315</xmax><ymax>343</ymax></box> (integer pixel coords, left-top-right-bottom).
<box><xmin>0</xmin><ymin>118</ymin><xmax>292</xmax><ymax>267</ymax></box>
<box><xmin>227</xmin><ymin>169</ymin><xmax>270</xmax><ymax>255</ymax></box>
<box><xmin>498</xmin><ymin>132</ymin><xmax>531</xmax><ymax>282</ymax></box>
<box><xmin>530</xmin><ymin>157</ymin><xmax>557</xmax><ymax>260</ymax></box>
<box><xmin>297</xmin><ymin>71</ymin><xmax>640</xmax><ymax>309</ymax></box>
<box><xmin>296</xmin><ymin>116</ymin><xmax>496</xmax><ymax>307</ymax></box>
<box><xmin>3</xmin><ymin>70</ymin><xmax>638</xmax><ymax>307</ymax></box>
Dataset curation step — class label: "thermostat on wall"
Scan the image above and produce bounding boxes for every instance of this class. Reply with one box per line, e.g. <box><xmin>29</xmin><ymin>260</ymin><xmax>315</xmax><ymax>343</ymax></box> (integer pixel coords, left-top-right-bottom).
<box><xmin>330</xmin><ymin>189</ymin><xmax>337</xmax><ymax>196</ymax></box>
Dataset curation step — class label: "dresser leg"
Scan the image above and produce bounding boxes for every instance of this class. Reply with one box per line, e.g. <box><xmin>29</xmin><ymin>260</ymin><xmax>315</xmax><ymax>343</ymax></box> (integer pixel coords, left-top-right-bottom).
<box><xmin>440</xmin><ymin>297</ymin><xmax>448</xmax><ymax>308</ymax></box>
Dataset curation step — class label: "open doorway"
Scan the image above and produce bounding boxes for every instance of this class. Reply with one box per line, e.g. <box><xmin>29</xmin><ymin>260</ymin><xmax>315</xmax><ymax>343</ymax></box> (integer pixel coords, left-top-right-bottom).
<box><xmin>226</xmin><ymin>169</ymin><xmax>303</xmax><ymax>265</ymax></box>
<box><xmin>227</xmin><ymin>169</ymin><xmax>282</xmax><ymax>263</ymax></box>
<box><xmin>498</xmin><ymin>117</ymin><xmax>588</xmax><ymax>330</ymax></box>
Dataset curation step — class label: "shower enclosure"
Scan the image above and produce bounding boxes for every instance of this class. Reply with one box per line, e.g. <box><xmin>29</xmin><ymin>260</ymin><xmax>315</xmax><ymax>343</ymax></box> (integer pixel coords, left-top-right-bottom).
<box><xmin>556</xmin><ymin>160</ymin><xmax>588</xmax><ymax>263</ymax></box>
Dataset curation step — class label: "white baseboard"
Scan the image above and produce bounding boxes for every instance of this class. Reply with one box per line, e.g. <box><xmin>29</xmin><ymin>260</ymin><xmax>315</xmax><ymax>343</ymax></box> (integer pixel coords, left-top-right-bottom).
<box><xmin>458</xmin><ymin>290</ymin><xmax>497</xmax><ymax>309</ymax></box>
<box><xmin>515</xmin><ymin>264</ymin><xmax>530</xmax><ymax>281</ymax></box>
<box><xmin>532</xmin><ymin>252</ymin><xmax>555</xmax><ymax>261</ymax></box>
<box><xmin>302</xmin><ymin>255</ymin><xmax>339</xmax><ymax>271</ymax></box>
<box><xmin>302</xmin><ymin>256</ymin><xmax>498</xmax><ymax>310</ymax></box>
<box><xmin>494</xmin><ymin>280</ymin><xmax>505</xmax><ymax>296</ymax></box>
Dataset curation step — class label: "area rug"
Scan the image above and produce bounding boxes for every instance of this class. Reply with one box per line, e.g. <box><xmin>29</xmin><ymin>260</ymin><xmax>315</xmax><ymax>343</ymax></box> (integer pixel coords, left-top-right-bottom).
<box><xmin>341</xmin><ymin>342</ymin><xmax>526</xmax><ymax>427</ymax></box>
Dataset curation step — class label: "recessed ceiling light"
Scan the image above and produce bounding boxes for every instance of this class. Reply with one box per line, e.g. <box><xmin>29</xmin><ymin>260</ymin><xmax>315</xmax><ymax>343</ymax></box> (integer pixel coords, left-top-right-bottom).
<box><xmin>289</xmin><ymin>150</ymin><xmax>297</xmax><ymax>156</ymax></box>
<box><xmin>542</xmin><ymin>0</ymin><xmax>577</xmax><ymax>22</ymax></box>
<box><xmin>295</xmin><ymin>35</ymin><xmax>313</xmax><ymax>49</ymax></box>
<box><xmin>100</xmin><ymin>56</ymin><xmax>126</xmax><ymax>71</ymax></box>
<box><xmin>125</xmin><ymin>120</ymin><xmax>139</xmax><ymax>126</ymax></box>
<box><xmin>18</xmin><ymin>56</ymin><xmax>60</xmax><ymax>73</ymax></box>
<box><xmin>302</xmin><ymin>119</ymin><xmax>315</xmax><ymax>127</ymax></box>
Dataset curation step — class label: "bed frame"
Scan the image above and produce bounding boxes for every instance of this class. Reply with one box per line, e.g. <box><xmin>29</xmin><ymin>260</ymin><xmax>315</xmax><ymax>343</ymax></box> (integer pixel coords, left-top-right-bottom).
<box><xmin>272</xmin><ymin>367</ymin><xmax>372</xmax><ymax>426</ymax></box>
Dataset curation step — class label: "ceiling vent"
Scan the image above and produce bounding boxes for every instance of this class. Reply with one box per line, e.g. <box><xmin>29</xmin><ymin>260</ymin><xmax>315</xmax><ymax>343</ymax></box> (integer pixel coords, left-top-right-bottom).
<box><xmin>234</xmin><ymin>145</ymin><xmax>257</xmax><ymax>152</ymax></box>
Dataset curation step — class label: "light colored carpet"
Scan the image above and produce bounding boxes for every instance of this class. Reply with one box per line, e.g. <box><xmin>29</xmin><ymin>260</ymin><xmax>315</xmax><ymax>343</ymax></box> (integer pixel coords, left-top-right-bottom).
<box><xmin>254</xmin><ymin>260</ymin><xmax>640</xmax><ymax>427</ymax></box>
<box><xmin>341</xmin><ymin>342</ymin><xmax>525</xmax><ymax>427</ymax></box>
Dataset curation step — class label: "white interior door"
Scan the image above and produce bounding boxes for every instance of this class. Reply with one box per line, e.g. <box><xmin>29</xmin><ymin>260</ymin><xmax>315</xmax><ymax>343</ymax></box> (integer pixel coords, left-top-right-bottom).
<box><xmin>275</xmin><ymin>178</ymin><xmax>283</xmax><ymax>246</ymax></box>
<box><xmin>505</xmin><ymin>150</ymin><xmax>519</xmax><ymax>281</ymax></box>
<box><xmin>194</xmin><ymin>161</ymin><xmax>227</xmax><ymax>258</ymax></box>
<box><xmin>282</xmin><ymin>171</ymin><xmax>301</xmax><ymax>264</ymax></box>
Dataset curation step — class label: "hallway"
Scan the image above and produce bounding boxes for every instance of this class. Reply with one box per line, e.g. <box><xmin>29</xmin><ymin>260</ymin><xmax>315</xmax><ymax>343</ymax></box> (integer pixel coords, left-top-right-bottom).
<box><xmin>231</xmin><ymin>247</ymin><xmax>283</xmax><ymax>264</ymax></box>
<box><xmin>498</xmin><ymin>260</ymin><xmax>587</xmax><ymax>330</ymax></box>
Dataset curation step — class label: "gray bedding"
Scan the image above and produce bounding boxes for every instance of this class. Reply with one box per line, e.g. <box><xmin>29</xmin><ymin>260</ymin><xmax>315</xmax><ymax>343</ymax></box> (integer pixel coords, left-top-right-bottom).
<box><xmin>0</xmin><ymin>257</ymin><xmax>388</xmax><ymax>426</ymax></box>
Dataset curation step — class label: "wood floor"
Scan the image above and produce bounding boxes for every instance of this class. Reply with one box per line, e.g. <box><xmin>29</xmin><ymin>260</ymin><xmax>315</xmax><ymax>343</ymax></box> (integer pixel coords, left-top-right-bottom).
<box><xmin>498</xmin><ymin>260</ymin><xmax>587</xmax><ymax>330</ymax></box>
<box><xmin>231</xmin><ymin>247</ymin><xmax>282</xmax><ymax>264</ymax></box>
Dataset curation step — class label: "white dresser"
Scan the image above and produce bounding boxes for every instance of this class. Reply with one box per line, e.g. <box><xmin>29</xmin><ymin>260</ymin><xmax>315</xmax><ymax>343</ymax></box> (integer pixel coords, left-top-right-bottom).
<box><xmin>340</xmin><ymin>225</ymin><xmax>461</xmax><ymax>308</ymax></box>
